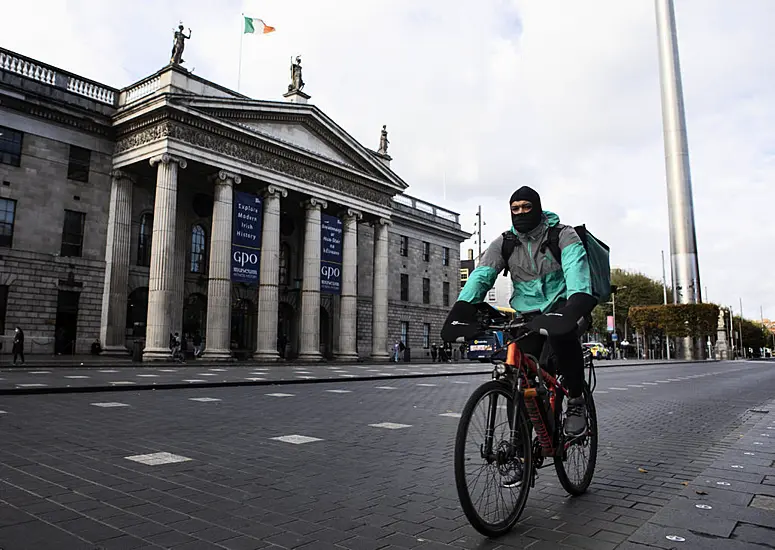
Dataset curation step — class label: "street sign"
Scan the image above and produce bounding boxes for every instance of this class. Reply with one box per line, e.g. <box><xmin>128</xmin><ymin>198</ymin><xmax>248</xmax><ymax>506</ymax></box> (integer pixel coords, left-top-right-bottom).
<box><xmin>611</xmin><ymin>333</ymin><xmax>618</xmax><ymax>342</ymax></box>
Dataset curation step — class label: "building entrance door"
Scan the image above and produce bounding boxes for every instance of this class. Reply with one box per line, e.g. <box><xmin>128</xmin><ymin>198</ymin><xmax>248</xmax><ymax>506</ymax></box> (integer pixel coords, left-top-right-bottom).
<box><xmin>55</xmin><ymin>290</ymin><xmax>80</xmax><ymax>354</ymax></box>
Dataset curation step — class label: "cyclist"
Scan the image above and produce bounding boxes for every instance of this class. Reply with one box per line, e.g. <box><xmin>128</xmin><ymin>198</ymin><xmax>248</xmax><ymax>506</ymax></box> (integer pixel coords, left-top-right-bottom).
<box><xmin>443</xmin><ymin>186</ymin><xmax>597</xmax><ymax>437</ymax></box>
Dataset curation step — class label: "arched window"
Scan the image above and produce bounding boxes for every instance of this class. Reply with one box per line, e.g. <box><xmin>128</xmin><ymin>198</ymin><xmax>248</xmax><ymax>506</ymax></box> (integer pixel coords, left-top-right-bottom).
<box><xmin>190</xmin><ymin>225</ymin><xmax>206</xmax><ymax>273</ymax></box>
<box><xmin>279</xmin><ymin>242</ymin><xmax>291</xmax><ymax>286</ymax></box>
<box><xmin>137</xmin><ymin>213</ymin><xmax>153</xmax><ymax>267</ymax></box>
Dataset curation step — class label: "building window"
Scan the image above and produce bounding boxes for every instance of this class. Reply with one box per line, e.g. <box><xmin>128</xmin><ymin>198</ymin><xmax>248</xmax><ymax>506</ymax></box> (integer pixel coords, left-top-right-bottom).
<box><xmin>443</xmin><ymin>247</ymin><xmax>450</xmax><ymax>266</ymax></box>
<box><xmin>0</xmin><ymin>285</ymin><xmax>8</xmax><ymax>334</ymax></box>
<box><xmin>460</xmin><ymin>268</ymin><xmax>470</xmax><ymax>288</ymax></box>
<box><xmin>0</xmin><ymin>198</ymin><xmax>17</xmax><ymax>248</ymax></box>
<box><xmin>443</xmin><ymin>281</ymin><xmax>450</xmax><ymax>307</ymax></box>
<box><xmin>422</xmin><ymin>278</ymin><xmax>430</xmax><ymax>304</ymax></box>
<box><xmin>400</xmin><ymin>235</ymin><xmax>409</xmax><ymax>257</ymax></box>
<box><xmin>422</xmin><ymin>241</ymin><xmax>430</xmax><ymax>262</ymax></box>
<box><xmin>60</xmin><ymin>210</ymin><xmax>85</xmax><ymax>257</ymax></box>
<box><xmin>67</xmin><ymin>145</ymin><xmax>91</xmax><ymax>182</ymax></box>
<box><xmin>400</xmin><ymin>273</ymin><xmax>409</xmax><ymax>301</ymax></box>
<box><xmin>0</xmin><ymin>126</ymin><xmax>23</xmax><ymax>167</ymax></box>
<box><xmin>279</xmin><ymin>243</ymin><xmax>291</xmax><ymax>286</ymax></box>
<box><xmin>137</xmin><ymin>213</ymin><xmax>152</xmax><ymax>267</ymax></box>
<box><xmin>190</xmin><ymin>225</ymin><xmax>206</xmax><ymax>273</ymax></box>
<box><xmin>423</xmin><ymin>323</ymin><xmax>430</xmax><ymax>349</ymax></box>
<box><xmin>400</xmin><ymin>321</ymin><xmax>409</xmax><ymax>345</ymax></box>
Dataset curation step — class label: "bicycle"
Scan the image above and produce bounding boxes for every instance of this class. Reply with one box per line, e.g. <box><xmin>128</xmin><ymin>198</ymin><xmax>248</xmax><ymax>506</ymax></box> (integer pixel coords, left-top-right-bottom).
<box><xmin>453</xmin><ymin>303</ymin><xmax>598</xmax><ymax>537</ymax></box>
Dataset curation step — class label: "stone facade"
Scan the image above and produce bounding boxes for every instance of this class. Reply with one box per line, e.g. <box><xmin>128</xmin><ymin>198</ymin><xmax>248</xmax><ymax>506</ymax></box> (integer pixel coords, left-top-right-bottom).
<box><xmin>0</xmin><ymin>46</ymin><xmax>469</xmax><ymax>360</ymax></box>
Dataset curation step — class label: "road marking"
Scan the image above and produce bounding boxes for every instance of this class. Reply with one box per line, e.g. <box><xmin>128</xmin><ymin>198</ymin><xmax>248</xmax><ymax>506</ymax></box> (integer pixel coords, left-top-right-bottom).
<box><xmin>244</xmin><ymin>377</ymin><xmax>266</xmax><ymax>381</ymax></box>
<box><xmin>98</xmin><ymin>369</ymin><xmax>119</xmax><ymax>373</ymax></box>
<box><xmin>65</xmin><ymin>375</ymin><xmax>90</xmax><ymax>379</ymax></box>
<box><xmin>209</xmin><ymin>368</ymin><xmax>228</xmax><ymax>372</ymax></box>
<box><xmin>376</xmin><ymin>386</ymin><xmax>397</xmax><ymax>390</ymax></box>
<box><xmin>271</xmin><ymin>435</ymin><xmax>323</xmax><ymax>444</ymax></box>
<box><xmin>297</xmin><ymin>376</ymin><xmax>317</xmax><ymax>379</ymax></box>
<box><xmin>16</xmin><ymin>383</ymin><xmax>47</xmax><ymax>387</ymax></box>
<box><xmin>642</xmin><ymin>382</ymin><xmax>659</xmax><ymax>385</ymax></box>
<box><xmin>266</xmin><ymin>393</ymin><xmax>294</xmax><ymax>397</ymax></box>
<box><xmin>110</xmin><ymin>381</ymin><xmax>136</xmax><ymax>385</ymax></box>
<box><xmin>656</xmin><ymin>380</ymin><xmax>671</xmax><ymax>383</ymax></box>
<box><xmin>182</xmin><ymin>379</ymin><xmax>206</xmax><ymax>383</ymax></box>
<box><xmin>325</xmin><ymin>389</ymin><xmax>352</xmax><ymax>394</ymax></box>
<box><xmin>0</xmin><ymin>410</ymin><xmax>6</xmax><ymax>414</ymax></box>
<box><xmin>609</xmin><ymin>387</ymin><xmax>628</xmax><ymax>391</ymax></box>
<box><xmin>627</xmin><ymin>385</ymin><xmax>645</xmax><ymax>388</ymax></box>
<box><xmin>339</xmin><ymin>374</ymin><xmax>357</xmax><ymax>378</ymax></box>
<box><xmin>91</xmin><ymin>402</ymin><xmax>130</xmax><ymax>408</ymax></box>
<box><xmin>125</xmin><ymin>452</ymin><xmax>192</xmax><ymax>465</ymax></box>
<box><xmin>196</xmin><ymin>373</ymin><xmax>218</xmax><ymax>377</ymax></box>
<box><xmin>595</xmin><ymin>390</ymin><xmax>609</xmax><ymax>394</ymax></box>
<box><xmin>136</xmin><ymin>374</ymin><xmax>159</xmax><ymax>378</ymax></box>
<box><xmin>189</xmin><ymin>397</ymin><xmax>221</xmax><ymax>402</ymax></box>
<box><xmin>370</xmin><ymin>422</ymin><xmax>412</xmax><ymax>429</ymax></box>
<box><xmin>417</xmin><ymin>383</ymin><xmax>437</xmax><ymax>387</ymax></box>
<box><xmin>28</xmin><ymin>371</ymin><xmax>51</xmax><ymax>374</ymax></box>
<box><xmin>439</xmin><ymin>413</ymin><xmax>462</xmax><ymax>418</ymax></box>
<box><xmin>451</xmin><ymin>381</ymin><xmax>470</xmax><ymax>384</ymax></box>
<box><xmin>158</xmin><ymin>369</ymin><xmax>177</xmax><ymax>372</ymax></box>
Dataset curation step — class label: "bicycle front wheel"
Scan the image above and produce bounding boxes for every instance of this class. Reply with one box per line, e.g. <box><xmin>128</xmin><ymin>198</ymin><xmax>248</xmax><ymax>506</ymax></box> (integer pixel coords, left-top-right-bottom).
<box><xmin>454</xmin><ymin>380</ymin><xmax>533</xmax><ymax>537</ymax></box>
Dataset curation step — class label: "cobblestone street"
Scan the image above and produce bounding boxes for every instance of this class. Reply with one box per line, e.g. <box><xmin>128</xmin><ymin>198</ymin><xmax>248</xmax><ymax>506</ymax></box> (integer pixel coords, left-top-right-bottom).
<box><xmin>0</xmin><ymin>360</ymin><xmax>774</xmax><ymax>549</ymax></box>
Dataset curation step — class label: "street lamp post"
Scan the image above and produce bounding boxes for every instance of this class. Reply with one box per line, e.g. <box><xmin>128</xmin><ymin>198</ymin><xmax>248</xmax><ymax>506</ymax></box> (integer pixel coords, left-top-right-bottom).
<box><xmin>610</xmin><ymin>285</ymin><xmax>627</xmax><ymax>359</ymax></box>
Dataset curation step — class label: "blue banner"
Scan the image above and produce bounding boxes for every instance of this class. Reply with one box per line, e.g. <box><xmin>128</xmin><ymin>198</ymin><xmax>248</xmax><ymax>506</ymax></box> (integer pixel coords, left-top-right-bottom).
<box><xmin>320</xmin><ymin>214</ymin><xmax>343</xmax><ymax>295</ymax></box>
<box><xmin>231</xmin><ymin>191</ymin><xmax>262</xmax><ymax>284</ymax></box>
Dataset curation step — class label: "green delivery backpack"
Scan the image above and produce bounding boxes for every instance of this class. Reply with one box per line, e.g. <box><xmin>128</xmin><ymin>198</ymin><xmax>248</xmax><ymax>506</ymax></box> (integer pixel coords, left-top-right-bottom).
<box><xmin>501</xmin><ymin>224</ymin><xmax>611</xmax><ymax>303</ymax></box>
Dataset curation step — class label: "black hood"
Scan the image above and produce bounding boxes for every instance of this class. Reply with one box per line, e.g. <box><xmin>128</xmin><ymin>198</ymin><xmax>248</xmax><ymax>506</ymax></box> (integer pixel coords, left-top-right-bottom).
<box><xmin>510</xmin><ymin>186</ymin><xmax>542</xmax><ymax>234</ymax></box>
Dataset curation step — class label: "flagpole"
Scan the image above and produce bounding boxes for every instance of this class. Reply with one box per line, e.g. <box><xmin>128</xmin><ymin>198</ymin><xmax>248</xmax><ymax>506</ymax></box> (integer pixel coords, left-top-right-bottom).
<box><xmin>237</xmin><ymin>14</ymin><xmax>244</xmax><ymax>92</ymax></box>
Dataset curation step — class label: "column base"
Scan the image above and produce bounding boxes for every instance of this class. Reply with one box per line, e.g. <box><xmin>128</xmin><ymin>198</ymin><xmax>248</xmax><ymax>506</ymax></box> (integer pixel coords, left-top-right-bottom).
<box><xmin>253</xmin><ymin>350</ymin><xmax>281</xmax><ymax>362</ymax></box>
<box><xmin>142</xmin><ymin>348</ymin><xmax>173</xmax><ymax>362</ymax></box>
<box><xmin>334</xmin><ymin>352</ymin><xmax>359</xmax><ymax>362</ymax></box>
<box><xmin>201</xmin><ymin>349</ymin><xmax>232</xmax><ymax>361</ymax></box>
<box><xmin>100</xmin><ymin>345</ymin><xmax>130</xmax><ymax>357</ymax></box>
<box><xmin>297</xmin><ymin>351</ymin><xmax>324</xmax><ymax>362</ymax></box>
<box><xmin>370</xmin><ymin>352</ymin><xmax>391</xmax><ymax>362</ymax></box>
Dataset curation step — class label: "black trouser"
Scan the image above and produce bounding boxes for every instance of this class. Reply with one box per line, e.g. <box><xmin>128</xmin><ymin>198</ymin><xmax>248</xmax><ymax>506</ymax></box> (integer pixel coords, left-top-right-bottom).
<box><xmin>519</xmin><ymin>332</ymin><xmax>584</xmax><ymax>398</ymax></box>
<box><xmin>13</xmin><ymin>350</ymin><xmax>25</xmax><ymax>364</ymax></box>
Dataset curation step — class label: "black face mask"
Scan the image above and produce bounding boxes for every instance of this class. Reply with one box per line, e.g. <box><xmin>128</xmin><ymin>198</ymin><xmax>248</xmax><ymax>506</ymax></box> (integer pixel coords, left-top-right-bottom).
<box><xmin>510</xmin><ymin>186</ymin><xmax>543</xmax><ymax>234</ymax></box>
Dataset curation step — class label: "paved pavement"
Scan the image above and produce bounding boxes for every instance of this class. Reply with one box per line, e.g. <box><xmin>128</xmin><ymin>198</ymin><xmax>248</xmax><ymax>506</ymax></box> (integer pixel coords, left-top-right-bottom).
<box><xmin>0</xmin><ymin>359</ymin><xmax>717</xmax><ymax>394</ymax></box>
<box><xmin>0</xmin><ymin>360</ymin><xmax>773</xmax><ymax>549</ymax></box>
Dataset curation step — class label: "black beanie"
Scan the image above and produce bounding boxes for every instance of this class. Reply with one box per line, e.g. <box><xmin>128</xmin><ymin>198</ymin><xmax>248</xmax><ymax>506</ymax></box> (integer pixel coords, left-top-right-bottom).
<box><xmin>510</xmin><ymin>186</ymin><xmax>543</xmax><ymax>233</ymax></box>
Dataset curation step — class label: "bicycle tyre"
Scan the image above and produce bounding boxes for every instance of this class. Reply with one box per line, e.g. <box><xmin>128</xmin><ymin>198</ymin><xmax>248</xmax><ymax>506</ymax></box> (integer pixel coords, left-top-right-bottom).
<box><xmin>454</xmin><ymin>380</ymin><xmax>533</xmax><ymax>537</ymax></box>
<box><xmin>554</xmin><ymin>384</ymin><xmax>598</xmax><ymax>496</ymax></box>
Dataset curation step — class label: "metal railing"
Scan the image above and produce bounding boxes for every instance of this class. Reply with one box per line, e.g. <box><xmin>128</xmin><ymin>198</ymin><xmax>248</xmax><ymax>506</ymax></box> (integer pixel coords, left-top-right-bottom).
<box><xmin>392</xmin><ymin>193</ymin><xmax>460</xmax><ymax>224</ymax></box>
<box><xmin>0</xmin><ymin>47</ymin><xmax>118</xmax><ymax>106</ymax></box>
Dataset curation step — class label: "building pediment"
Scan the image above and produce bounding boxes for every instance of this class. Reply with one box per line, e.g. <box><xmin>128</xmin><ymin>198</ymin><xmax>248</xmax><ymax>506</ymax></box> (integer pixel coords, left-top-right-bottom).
<box><xmin>172</xmin><ymin>96</ymin><xmax>407</xmax><ymax>191</ymax></box>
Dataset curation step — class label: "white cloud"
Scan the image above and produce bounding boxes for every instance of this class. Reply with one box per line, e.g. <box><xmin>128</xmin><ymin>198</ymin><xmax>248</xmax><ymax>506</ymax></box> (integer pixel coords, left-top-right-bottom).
<box><xmin>2</xmin><ymin>0</ymin><xmax>773</xmax><ymax>320</ymax></box>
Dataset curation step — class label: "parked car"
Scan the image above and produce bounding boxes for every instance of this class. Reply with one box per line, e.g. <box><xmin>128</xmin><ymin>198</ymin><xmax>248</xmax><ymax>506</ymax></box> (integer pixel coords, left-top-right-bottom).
<box><xmin>583</xmin><ymin>342</ymin><xmax>611</xmax><ymax>360</ymax></box>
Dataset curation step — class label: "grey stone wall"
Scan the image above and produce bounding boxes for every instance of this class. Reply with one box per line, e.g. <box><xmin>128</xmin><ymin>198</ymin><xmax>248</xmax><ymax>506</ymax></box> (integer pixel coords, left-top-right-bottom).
<box><xmin>0</xmin><ymin>112</ymin><xmax>113</xmax><ymax>354</ymax></box>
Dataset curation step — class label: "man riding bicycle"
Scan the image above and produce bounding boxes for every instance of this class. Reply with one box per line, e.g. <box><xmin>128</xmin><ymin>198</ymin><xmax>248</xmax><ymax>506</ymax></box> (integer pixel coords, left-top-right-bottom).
<box><xmin>443</xmin><ymin>186</ymin><xmax>597</xmax><ymax>437</ymax></box>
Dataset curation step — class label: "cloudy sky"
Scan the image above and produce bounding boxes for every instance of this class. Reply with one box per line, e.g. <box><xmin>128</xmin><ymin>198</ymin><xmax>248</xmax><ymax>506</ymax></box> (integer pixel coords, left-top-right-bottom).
<box><xmin>2</xmin><ymin>0</ymin><xmax>773</xmax><ymax>322</ymax></box>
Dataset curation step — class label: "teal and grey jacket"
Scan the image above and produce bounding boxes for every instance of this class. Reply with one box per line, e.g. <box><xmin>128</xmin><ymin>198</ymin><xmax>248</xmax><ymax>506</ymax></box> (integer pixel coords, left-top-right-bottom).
<box><xmin>458</xmin><ymin>211</ymin><xmax>592</xmax><ymax>314</ymax></box>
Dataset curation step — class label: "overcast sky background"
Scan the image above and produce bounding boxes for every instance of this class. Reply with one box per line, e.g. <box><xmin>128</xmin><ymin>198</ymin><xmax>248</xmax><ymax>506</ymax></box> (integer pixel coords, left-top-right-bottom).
<box><xmin>2</xmin><ymin>0</ymin><xmax>773</xmax><ymax>322</ymax></box>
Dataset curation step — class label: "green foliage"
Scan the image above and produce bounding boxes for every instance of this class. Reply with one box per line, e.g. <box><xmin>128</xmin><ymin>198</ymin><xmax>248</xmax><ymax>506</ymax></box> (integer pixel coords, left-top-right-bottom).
<box><xmin>629</xmin><ymin>303</ymin><xmax>720</xmax><ymax>338</ymax></box>
<box><xmin>732</xmin><ymin>316</ymin><xmax>770</xmax><ymax>351</ymax></box>
<box><xmin>591</xmin><ymin>268</ymin><xmax>666</xmax><ymax>335</ymax></box>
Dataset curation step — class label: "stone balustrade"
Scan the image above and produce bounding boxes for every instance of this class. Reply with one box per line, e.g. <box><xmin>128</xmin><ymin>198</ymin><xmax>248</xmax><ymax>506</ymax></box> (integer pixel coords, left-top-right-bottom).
<box><xmin>392</xmin><ymin>193</ymin><xmax>460</xmax><ymax>224</ymax></box>
<box><xmin>123</xmin><ymin>76</ymin><xmax>162</xmax><ymax>104</ymax></box>
<box><xmin>0</xmin><ymin>47</ymin><xmax>117</xmax><ymax>106</ymax></box>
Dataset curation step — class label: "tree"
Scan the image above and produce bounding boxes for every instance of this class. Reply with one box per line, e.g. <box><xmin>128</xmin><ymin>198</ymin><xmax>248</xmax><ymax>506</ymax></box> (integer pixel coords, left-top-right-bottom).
<box><xmin>590</xmin><ymin>269</ymin><xmax>666</xmax><ymax>338</ymax></box>
<box><xmin>629</xmin><ymin>304</ymin><xmax>720</xmax><ymax>339</ymax></box>
<box><xmin>732</xmin><ymin>316</ymin><xmax>769</xmax><ymax>356</ymax></box>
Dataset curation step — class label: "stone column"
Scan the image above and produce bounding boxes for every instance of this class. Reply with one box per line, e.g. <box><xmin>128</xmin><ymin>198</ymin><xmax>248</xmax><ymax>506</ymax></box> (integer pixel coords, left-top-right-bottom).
<box><xmin>99</xmin><ymin>170</ymin><xmax>134</xmax><ymax>355</ymax></box>
<box><xmin>170</xmin><ymin>202</ymin><xmax>187</xmax><ymax>338</ymax></box>
<box><xmin>203</xmin><ymin>170</ymin><xmax>240</xmax><ymax>360</ymax></box>
<box><xmin>143</xmin><ymin>153</ymin><xmax>186</xmax><ymax>360</ymax></box>
<box><xmin>297</xmin><ymin>198</ymin><xmax>327</xmax><ymax>361</ymax></box>
<box><xmin>254</xmin><ymin>185</ymin><xmax>288</xmax><ymax>361</ymax></box>
<box><xmin>335</xmin><ymin>209</ymin><xmax>361</xmax><ymax>361</ymax></box>
<box><xmin>371</xmin><ymin>218</ymin><xmax>391</xmax><ymax>361</ymax></box>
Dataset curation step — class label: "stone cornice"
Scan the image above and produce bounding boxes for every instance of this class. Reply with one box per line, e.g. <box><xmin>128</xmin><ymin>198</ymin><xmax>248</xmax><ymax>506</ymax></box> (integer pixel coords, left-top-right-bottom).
<box><xmin>114</xmin><ymin>115</ymin><xmax>395</xmax><ymax>207</ymax></box>
<box><xmin>0</xmin><ymin>91</ymin><xmax>113</xmax><ymax>138</ymax></box>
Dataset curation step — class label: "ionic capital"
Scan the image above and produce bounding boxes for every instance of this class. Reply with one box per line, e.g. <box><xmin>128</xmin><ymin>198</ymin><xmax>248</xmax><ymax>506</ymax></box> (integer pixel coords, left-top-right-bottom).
<box><xmin>109</xmin><ymin>169</ymin><xmax>136</xmax><ymax>183</ymax></box>
<box><xmin>340</xmin><ymin>208</ymin><xmax>363</xmax><ymax>222</ymax></box>
<box><xmin>372</xmin><ymin>217</ymin><xmax>392</xmax><ymax>228</ymax></box>
<box><xmin>210</xmin><ymin>170</ymin><xmax>242</xmax><ymax>185</ymax></box>
<box><xmin>301</xmin><ymin>197</ymin><xmax>327</xmax><ymax>211</ymax></box>
<box><xmin>149</xmin><ymin>153</ymin><xmax>188</xmax><ymax>169</ymax></box>
<box><xmin>262</xmin><ymin>185</ymin><xmax>288</xmax><ymax>199</ymax></box>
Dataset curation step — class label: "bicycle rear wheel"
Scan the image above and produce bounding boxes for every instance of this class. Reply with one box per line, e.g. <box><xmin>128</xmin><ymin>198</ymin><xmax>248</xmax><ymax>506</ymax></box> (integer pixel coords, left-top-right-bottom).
<box><xmin>554</xmin><ymin>384</ymin><xmax>598</xmax><ymax>495</ymax></box>
<box><xmin>454</xmin><ymin>380</ymin><xmax>533</xmax><ymax>537</ymax></box>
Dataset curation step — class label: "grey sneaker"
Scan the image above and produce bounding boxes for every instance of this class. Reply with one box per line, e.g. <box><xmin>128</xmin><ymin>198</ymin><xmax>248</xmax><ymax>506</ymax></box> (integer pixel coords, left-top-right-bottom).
<box><xmin>501</xmin><ymin>462</ymin><xmax>524</xmax><ymax>488</ymax></box>
<box><xmin>564</xmin><ymin>396</ymin><xmax>588</xmax><ymax>436</ymax></box>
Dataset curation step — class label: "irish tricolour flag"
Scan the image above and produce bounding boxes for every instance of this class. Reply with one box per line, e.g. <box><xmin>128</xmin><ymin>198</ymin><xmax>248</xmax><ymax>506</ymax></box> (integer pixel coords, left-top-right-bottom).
<box><xmin>244</xmin><ymin>16</ymin><xmax>275</xmax><ymax>34</ymax></box>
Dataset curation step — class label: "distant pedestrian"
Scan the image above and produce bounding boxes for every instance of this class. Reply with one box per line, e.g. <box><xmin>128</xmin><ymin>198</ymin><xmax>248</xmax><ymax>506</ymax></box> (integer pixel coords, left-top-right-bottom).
<box><xmin>392</xmin><ymin>340</ymin><xmax>401</xmax><ymax>362</ymax></box>
<box><xmin>430</xmin><ymin>343</ymin><xmax>438</xmax><ymax>362</ymax></box>
<box><xmin>12</xmin><ymin>327</ymin><xmax>25</xmax><ymax>365</ymax></box>
<box><xmin>192</xmin><ymin>332</ymin><xmax>203</xmax><ymax>358</ymax></box>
